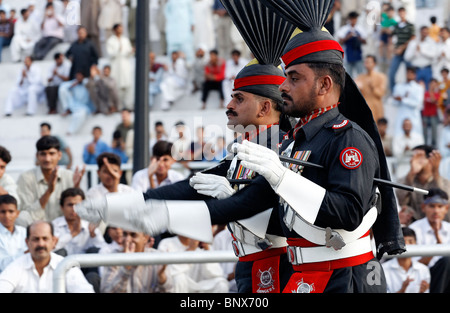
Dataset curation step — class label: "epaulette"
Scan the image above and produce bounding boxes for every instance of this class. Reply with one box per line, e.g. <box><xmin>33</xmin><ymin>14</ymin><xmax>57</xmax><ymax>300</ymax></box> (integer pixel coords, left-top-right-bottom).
<box><xmin>325</xmin><ymin>119</ymin><xmax>353</xmax><ymax>134</ymax></box>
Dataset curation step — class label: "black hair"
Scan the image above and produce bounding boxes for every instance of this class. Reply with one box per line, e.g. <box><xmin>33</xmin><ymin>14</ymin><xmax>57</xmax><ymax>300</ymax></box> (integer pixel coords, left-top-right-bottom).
<box><xmin>424</xmin><ymin>187</ymin><xmax>449</xmax><ymax>201</ymax></box>
<box><xmin>36</xmin><ymin>136</ymin><xmax>60</xmax><ymax>152</ymax></box>
<box><xmin>412</xmin><ymin>144</ymin><xmax>434</xmax><ymax>157</ymax></box>
<box><xmin>0</xmin><ymin>194</ymin><xmax>17</xmax><ymax>207</ymax></box>
<box><xmin>40</xmin><ymin>122</ymin><xmax>51</xmax><ymax>130</ymax></box>
<box><xmin>307</xmin><ymin>62</ymin><xmax>346</xmax><ymax>96</ymax></box>
<box><xmin>0</xmin><ymin>145</ymin><xmax>12</xmax><ymax>164</ymax></box>
<box><xmin>402</xmin><ymin>227</ymin><xmax>416</xmax><ymax>241</ymax></box>
<box><xmin>60</xmin><ymin>188</ymin><xmax>85</xmax><ymax>206</ymax></box>
<box><xmin>96</xmin><ymin>152</ymin><xmax>121</xmax><ymax>169</ymax></box>
<box><xmin>152</xmin><ymin>141</ymin><xmax>173</xmax><ymax>158</ymax></box>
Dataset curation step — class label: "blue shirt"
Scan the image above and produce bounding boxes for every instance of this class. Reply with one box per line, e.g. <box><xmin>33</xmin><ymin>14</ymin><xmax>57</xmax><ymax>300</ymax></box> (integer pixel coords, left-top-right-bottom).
<box><xmin>0</xmin><ymin>224</ymin><xmax>27</xmax><ymax>273</ymax></box>
<box><xmin>83</xmin><ymin>140</ymin><xmax>111</xmax><ymax>164</ymax></box>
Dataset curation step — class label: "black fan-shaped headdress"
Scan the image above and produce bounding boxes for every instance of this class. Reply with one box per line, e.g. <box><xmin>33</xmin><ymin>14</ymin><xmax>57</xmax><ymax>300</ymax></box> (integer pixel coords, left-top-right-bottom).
<box><xmin>219</xmin><ymin>0</ymin><xmax>295</xmax><ymax>105</ymax></box>
<box><xmin>259</xmin><ymin>0</ymin><xmax>405</xmax><ymax>257</ymax></box>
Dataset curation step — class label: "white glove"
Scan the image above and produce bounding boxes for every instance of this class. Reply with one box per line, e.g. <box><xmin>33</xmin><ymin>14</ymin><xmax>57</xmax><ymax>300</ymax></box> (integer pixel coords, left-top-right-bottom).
<box><xmin>75</xmin><ymin>197</ymin><xmax>107</xmax><ymax>224</ymax></box>
<box><xmin>124</xmin><ymin>199</ymin><xmax>169</xmax><ymax>236</ymax></box>
<box><xmin>189</xmin><ymin>172</ymin><xmax>236</xmax><ymax>200</ymax></box>
<box><xmin>234</xmin><ymin>140</ymin><xmax>287</xmax><ymax>190</ymax></box>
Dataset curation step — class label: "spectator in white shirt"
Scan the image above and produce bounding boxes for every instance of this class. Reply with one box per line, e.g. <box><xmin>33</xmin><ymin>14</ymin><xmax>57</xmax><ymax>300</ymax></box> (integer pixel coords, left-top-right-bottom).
<box><xmin>434</xmin><ymin>27</ymin><xmax>450</xmax><ymax>80</ymax></box>
<box><xmin>409</xmin><ymin>188</ymin><xmax>450</xmax><ymax>293</ymax></box>
<box><xmin>32</xmin><ymin>2</ymin><xmax>65</xmax><ymax>61</ymax></box>
<box><xmin>404</xmin><ymin>26</ymin><xmax>438</xmax><ymax>90</ymax></box>
<box><xmin>0</xmin><ymin>146</ymin><xmax>19</xmax><ymax>205</ymax></box>
<box><xmin>52</xmin><ymin>188</ymin><xmax>105</xmax><ymax>256</ymax></box>
<box><xmin>382</xmin><ymin>227</ymin><xmax>430</xmax><ymax>293</ymax></box>
<box><xmin>86</xmin><ymin>152</ymin><xmax>135</xmax><ymax>234</ymax></box>
<box><xmin>45</xmin><ymin>53</ymin><xmax>71</xmax><ymax>114</ymax></box>
<box><xmin>0</xmin><ymin>195</ymin><xmax>27</xmax><ymax>273</ymax></box>
<box><xmin>4</xmin><ymin>56</ymin><xmax>45</xmax><ymax>117</ymax></box>
<box><xmin>131</xmin><ymin>141</ymin><xmax>185</xmax><ymax>193</ymax></box>
<box><xmin>9</xmin><ymin>8</ymin><xmax>40</xmax><ymax>63</ymax></box>
<box><xmin>0</xmin><ymin>221</ymin><xmax>94</xmax><ymax>293</ymax></box>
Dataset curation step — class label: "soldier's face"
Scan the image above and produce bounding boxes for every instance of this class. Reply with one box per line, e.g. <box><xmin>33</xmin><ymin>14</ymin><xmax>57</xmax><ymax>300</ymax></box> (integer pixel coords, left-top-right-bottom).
<box><xmin>226</xmin><ymin>91</ymin><xmax>260</xmax><ymax>129</ymax></box>
<box><xmin>279</xmin><ymin>63</ymin><xmax>319</xmax><ymax>118</ymax></box>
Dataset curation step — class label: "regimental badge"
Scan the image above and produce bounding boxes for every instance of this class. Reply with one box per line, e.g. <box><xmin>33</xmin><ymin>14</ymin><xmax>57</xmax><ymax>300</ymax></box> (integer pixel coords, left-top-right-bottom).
<box><xmin>339</xmin><ymin>147</ymin><xmax>363</xmax><ymax>170</ymax></box>
<box><xmin>257</xmin><ymin>267</ymin><xmax>275</xmax><ymax>293</ymax></box>
<box><xmin>292</xmin><ymin>279</ymin><xmax>315</xmax><ymax>293</ymax></box>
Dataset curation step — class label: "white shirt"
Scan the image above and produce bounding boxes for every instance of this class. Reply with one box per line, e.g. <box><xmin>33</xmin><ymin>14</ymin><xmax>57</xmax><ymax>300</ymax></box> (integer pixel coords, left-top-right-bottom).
<box><xmin>42</xmin><ymin>14</ymin><xmax>65</xmax><ymax>39</ymax></box>
<box><xmin>47</xmin><ymin>60</ymin><xmax>71</xmax><ymax>86</ymax></box>
<box><xmin>0</xmin><ymin>173</ymin><xmax>19</xmax><ymax>206</ymax></box>
<box><xmin>86</xmin><ymin>183</ymin><xmax>136</xmax><ymax>199</ymax></box>
<box><xmin>382</xmin><ymin>258</ymin><xmax>431</xmax><ymax>293</ymax></box>
<box><xmin>0</xmin><ymin>253</ymin><xmax>94</xmax><ymax>293</ymax></box>
<box><xmin>0</xmin><ymin>224</ymin><xmax>27</xmax><ymax>273</ymax></box>
<box><xmin>409</xmin><ymin>217</ymin><xmax>450</xmax><ymax>267</ymax></box>
<box><xmin>404</xmin><ymin>36</ymin><xmax>437</xmax><ymax>68</ymax></box>
<box><xmin>131</xmin><ymin>168</ymin><xmax>186</xmax><ymax>193</ymax></box>
<box><xmin>52</xmin><ymin>216</ymin><xmax>106</xmax><ymax>255</ymax></box>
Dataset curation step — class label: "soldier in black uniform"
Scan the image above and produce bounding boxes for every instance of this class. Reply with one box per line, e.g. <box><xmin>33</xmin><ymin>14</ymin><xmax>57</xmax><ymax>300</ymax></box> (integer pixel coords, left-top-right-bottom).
<box><xmin>76</xmin><ymin>0</ymin><xmax>296</xmax><ymax>293</ymax></box>
<box><xmin>233</xmin><ymin>0</ymin><xmax>405</xmax><ymax>292</ymax></box>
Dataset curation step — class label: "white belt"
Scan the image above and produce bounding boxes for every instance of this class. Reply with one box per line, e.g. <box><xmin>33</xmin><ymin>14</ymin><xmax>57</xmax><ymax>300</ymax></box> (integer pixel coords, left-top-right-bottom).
<box><xmin>231</xmin><ymin>234</ymin><xmax>287</xmax><ymax>258</ymax></box>
<box><xmin>287</xmin><ymin>235</ymin><xmax>373</xmax><ymax>266</ymax></box>
<box><xmin>283</xmin><ymin>205</ymin><xmax>378</xmax><ymax>247</ymax></box>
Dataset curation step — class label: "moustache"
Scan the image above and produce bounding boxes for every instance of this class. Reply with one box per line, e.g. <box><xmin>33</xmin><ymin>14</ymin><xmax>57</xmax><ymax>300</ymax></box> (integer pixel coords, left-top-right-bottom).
<box><xmin>35</xmin><ymin>246</ymin><xmax>47</xmax><ymax>252</ymax></box>
<box><xmin>226</xmin><ymin>110</ymin><xmax>238</xmax><ymax>117</ymax></box>
<box><xmin>281</xmin><ymin>93</ymin><xmax>293</xmax><ymax>101</ymax></box>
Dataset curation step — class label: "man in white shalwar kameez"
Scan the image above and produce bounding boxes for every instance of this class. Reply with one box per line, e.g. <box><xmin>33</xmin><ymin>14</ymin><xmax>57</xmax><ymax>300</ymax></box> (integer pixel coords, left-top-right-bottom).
<box><xmin>392</xmin><ymin>67</ymin><xmax>425</xmax><ymax>139</ymax></box>
<box><xmin>106</xmin><ymin>23</ymin><xmax>133</xmax><ymax>111</ymax></box>
<box><xmin>157</xmin><ymin>235</ymin><xmax>229</xmax><ymax>293</ymax></box>
<box><xmin>9</xmin><ymin>8</ymin><xmax>41</xmax><ymax>63</ymax></box>
<box><xmin>192</xmin><ymin>0</ymin><xmax>216</xmax><ymax>53</ymax></box>
<box><xmin>4</xmin><ymin>56</ymin><xmax>44</xmax><ymax>116</ymax></box>
<box><xmin>159</xmin><ymin>51</ymin><xmax>189</xmax><ymax>110</ymax></box>
<box><xmin>164</xmin><ymin>0</ymin><xmax>195</xmax><ymax>65</ymax></box>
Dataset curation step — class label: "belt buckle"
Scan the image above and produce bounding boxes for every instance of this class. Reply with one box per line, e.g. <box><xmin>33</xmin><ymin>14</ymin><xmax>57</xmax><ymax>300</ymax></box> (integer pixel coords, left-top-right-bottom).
<box><xmin>287</xmin><ymin>246</ymin><xmax>303</xmax><ymax>266</ymax></box>
<box><xmin>232</xmin><ymin>240</ymin><xmax>245</xmax><ymax>257</ymax></box>
<box><xmin>283</xmin><ymin>205</ymin><xmax>296</xmax><ymax>231</ymax></box>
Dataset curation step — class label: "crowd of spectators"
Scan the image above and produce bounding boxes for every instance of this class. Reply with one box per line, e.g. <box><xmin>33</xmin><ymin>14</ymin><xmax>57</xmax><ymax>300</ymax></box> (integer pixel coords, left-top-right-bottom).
<box><xmin>2</xmin><ymin>0</ymin><xmax>450</xmax><ymax>293</ymax></box>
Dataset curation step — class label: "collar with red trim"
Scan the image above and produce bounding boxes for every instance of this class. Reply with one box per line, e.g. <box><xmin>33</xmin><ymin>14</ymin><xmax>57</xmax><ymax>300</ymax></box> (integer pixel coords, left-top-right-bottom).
<box><xmin>290</xmin><ymin>103</ymin><xmax>339</xmax><ymax>140</ymax></box>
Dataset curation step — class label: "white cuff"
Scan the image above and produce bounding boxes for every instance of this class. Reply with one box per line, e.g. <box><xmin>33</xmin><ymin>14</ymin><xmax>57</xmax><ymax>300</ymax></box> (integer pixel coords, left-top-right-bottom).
<box><xmin>276</xmin><ymin>170</ymin><xmax>326</xmax><ymax>225</ymax></box>
<box><xmin>106</xmin><ymin>192</ymin><xmax>146</xmax><ymax>230</ymax></box>
<box><xmin>165</xmin><ymin>201</ymin><xmax>213</xmax><ymax>243</ymax></box>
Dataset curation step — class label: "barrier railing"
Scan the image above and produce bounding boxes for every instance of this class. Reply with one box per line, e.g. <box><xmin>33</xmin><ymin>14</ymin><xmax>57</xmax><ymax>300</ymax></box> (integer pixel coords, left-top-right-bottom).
<box><xmin>53</xmin><ymin>245</ymin><xmax>450</xmax><ymax>293</ymax></box>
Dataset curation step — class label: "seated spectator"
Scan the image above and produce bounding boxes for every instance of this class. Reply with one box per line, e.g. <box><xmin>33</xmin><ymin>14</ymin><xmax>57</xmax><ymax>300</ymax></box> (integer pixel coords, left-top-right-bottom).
<box><xmin>149</xmin><ymin>51</ymin><xmax>166</xmax><ymax>106</ymax></box>
<box><xmin>9</xmin><ymin>8</ymin><xmax>40</xmax><ymax>63</ymax></box>
<box><xmin>131</xmin><ymin>141</ymin><xmax>185</xmax><ymax>193</ymax></box>
<box><xmin>0</xmin><ymin>195</ymin><xmax>27</xmax><ymax>273</ymax></box>
<box><xmin>52</xmin><ymin>188</ymin><xmax>105</xmax><ymax>256</ymax></box>
<box><xmin>170</xmin><ymin>121</ymin><xmax>191</xmax><ymax>162</ymax></box>
<box><xmin>86</xmin><ymin>65</ymin><xmax>119</xmax><ymax>115</ymax></box>
<box><xmin>191</xmin><ymin>47</ymin><xmax>207</xmax><ymax>94</ymax></box>
<box><xmin>39</xmin><ymin>122</ymin><xmax>73</xmax><ymax>169</ymax></box>
<box><xmin>438</xmin><ymin>68</ymin><xmax>450</xmax><ymax>112</ymax></box>
<box><xmin>0</xmin><ymin>146</ymin><xmax>19</xmax><ymax>203</ymax></box>
<box><xmin>66</xmin><ymin>26</ymin><xmax>99</xmax><ymax>80</ymax></box>
<box><xmin>58</xmin><ymin>71</ymin><xmax>93</xmax><ymax>135</ymax></box>
<box><xmin>115</xmin><ymin>109</ymin><xmax>134</xmax><ymax>146</ymax></box>
<box><xmin>16</xmin><ymin>136</ymin><xmax>85</xmax><ymax>226</ymax></box>
<box><xmin>409</xmin><ymin>188</ymin><xmax>450</xmax><ymax>293</ymax></box>
<box><xmin>45</xmin><ymin>53</ymin><xmax>71</xmax><ymax>114</ymax></box>
<box><xmin>157</xmin><ymin>235</ymin><xmax>229</xmax><ymax>293</ymax></box>
<box><xmin>382</xmin><ymin>227</ymin><xmax>430</xmax><ymax>293</ymax></box>
<box><xmin>4</xmin><ymin>56</ymin><xmax>45</xmax><ymax>117</ymax></box>
<box><xmin>82</xmin><ymin>126</ymin><xmax>111</xmax><ymax>165</ymax></box>
<box><xmin>159</xmin><ymin>50</ymin><xmax>189</xmax><ymax>111</ymax></box>
<box><xmin>377</xmin><ymin>118</ymin><xmax>393</xmax><ymax>157</ymax></box>
<box><xmin>110</xmin><ymin>130</ymin><xmax>129</xmax><ymax>165</ymax></box>
<box><xmin>201</xmin><ymin>49</ymin><xmax>225</xmax><ymax>110</ymax></box>
<box><xmin>100</xmin><ymin>230</ymin><xmax>171</xmax><ymax>293</ymax></box>
<box><xmin>393</xmin><ymin>118</ymin><xmax>425</xmax><ymax>179</ymax></box>
<box><xmin>85</xmin><ymin>152</ymin><xmax>136</xmax><ymax>234</ymax></box>
<box><xmin>149</xmin><ymin>121</ymin><xmax>169</xmax><ymax>151</ymax></box>
<box><xmin>223</xmin><ymin>49</ymin><xmax>248</xmax><ymax>104</ymax></box>
<box><xmin>32</xmin><ymin>2</ymin><xmax>65</xmax><ymax>61</ymax></box>
<box><xmin>0</xmin><ymin>9</ymin><xmax>13</xmax><ymax>63</ymax></box>
<box><xmin>0</xmin><ymin>221</ymin><xmax>95</xmax><ymax>293</ymax></box>
<box><xmin>396</xmin><ymin>145</ymin><xmax>450</xmax><ymax>222</ymax></box>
